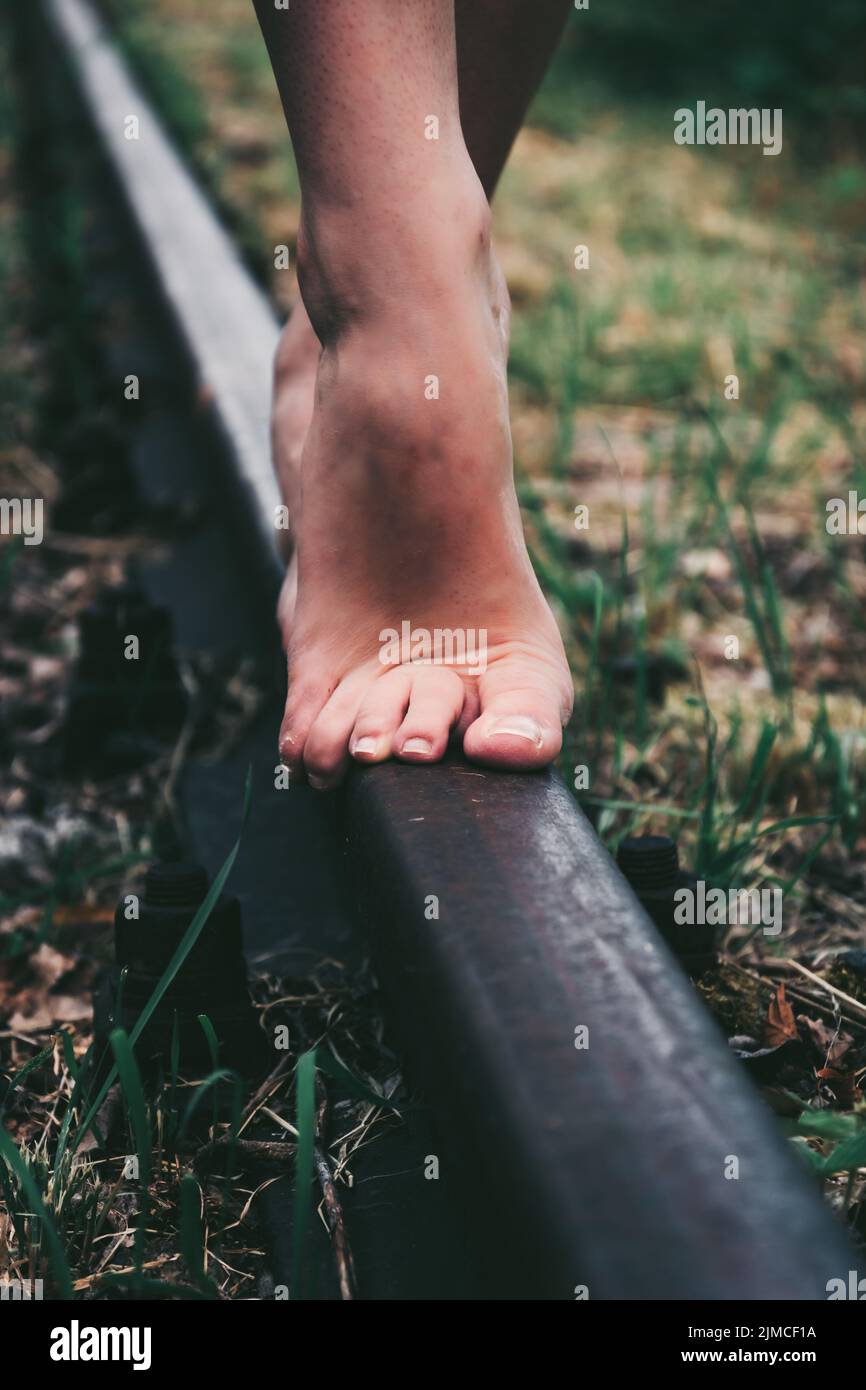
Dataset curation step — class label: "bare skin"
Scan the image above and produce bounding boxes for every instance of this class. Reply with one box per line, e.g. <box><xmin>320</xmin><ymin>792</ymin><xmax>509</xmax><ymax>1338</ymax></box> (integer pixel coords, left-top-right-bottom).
<box><xmin>254</xmin><ymin>0</ymin><xmax>573</xmax><ymax>788</ymax></box>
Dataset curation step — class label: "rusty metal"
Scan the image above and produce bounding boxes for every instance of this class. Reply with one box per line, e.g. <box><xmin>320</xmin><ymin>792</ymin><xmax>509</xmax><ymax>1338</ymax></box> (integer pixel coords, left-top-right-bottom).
<box><xmin>616</xmin><ymin>833</ymin><xmax>715</xmax><ymax>977</ymax></box>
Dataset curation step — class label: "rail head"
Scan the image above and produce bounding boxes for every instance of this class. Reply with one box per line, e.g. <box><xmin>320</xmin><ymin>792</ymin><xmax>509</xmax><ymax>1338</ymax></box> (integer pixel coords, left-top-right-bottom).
<box><xmin>49</xmin><ymin>0</ymin><xmax>856</xmax><ymax>1299</ymax></box>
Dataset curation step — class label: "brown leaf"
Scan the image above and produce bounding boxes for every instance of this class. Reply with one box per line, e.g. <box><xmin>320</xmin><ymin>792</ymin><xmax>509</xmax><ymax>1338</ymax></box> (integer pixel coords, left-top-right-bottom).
<box><xmin>29</xmin><ymin>944</ymin><xmax>76</xmax><ymax>989</ymax></box>
<box><xmin>764</xmin><ymin>983</ymin><xmax>798</xmax><ymax>1047</ymax></box>
<box><xmin>1</xmin><ymin>944</ymin><xmax>95</xmax><ymax>1033</ymax></box>
<box><xmin>797</xmin><ymin>1014</ymin><xmax>854</xmax><ymax>1067</ymax></box>
<box><xmin>7</xmin><ymin>996</ymin><xmax>91</xmax><ymax>1034</ymax></box>
<box><xmin>816</xmin><ymin>1067</ymin><xmax>863</xmax><ymax>1108</ymax></box>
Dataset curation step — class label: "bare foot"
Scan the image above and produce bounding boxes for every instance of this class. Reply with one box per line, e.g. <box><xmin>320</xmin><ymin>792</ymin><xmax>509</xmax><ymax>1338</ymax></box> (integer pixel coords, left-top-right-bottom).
<box><xmin>271</xmin><ymin>297</ymin><xmax>319</xmax><ymax>554</ymax></box>
<box><xmin>270</xmin><ymin>297</ymin><xmax>319</xmax><ymax>636</ymax></box>
<box><xmin>273</xmin><ymin>187</ymin><xmax>573</xmax><ymax>789</ymax></box>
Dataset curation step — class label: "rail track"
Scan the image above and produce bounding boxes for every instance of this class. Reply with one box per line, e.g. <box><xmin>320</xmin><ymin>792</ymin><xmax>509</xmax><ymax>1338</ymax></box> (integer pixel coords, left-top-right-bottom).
<box><xmin>44</xmin><ymin>0</ymin><xmax>856</xmax><ymax>1300</ymax></box>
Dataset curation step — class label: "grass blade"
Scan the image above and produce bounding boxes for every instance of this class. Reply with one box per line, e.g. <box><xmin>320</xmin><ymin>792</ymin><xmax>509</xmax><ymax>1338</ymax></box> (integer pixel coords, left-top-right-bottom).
<box><xmin>178</xmin><ymin>1172</ymin><xmax>216</xmax><ymax>1294</ymax></box>
<box><xmin>109</xmin><ymin>1028</ymin><xmax>151</xmax><ymax>1283</ymax></box>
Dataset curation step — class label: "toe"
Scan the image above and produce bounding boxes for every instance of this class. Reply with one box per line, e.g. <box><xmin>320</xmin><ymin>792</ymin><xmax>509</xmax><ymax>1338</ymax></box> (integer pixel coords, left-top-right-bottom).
<box><xmin>278</xmin><ymin>669</ymin><xmax>331</xmax><ymax>782</ymax></box>
<box><xmin>394</xmin><ymin>667</ymin><xmax>465</xmax><ymax>761</ymax></box>
<box><xmin>462</xmin><ymin>661</ymin><xmax>570</xmax><ymax>770</ymax></box>
<box><xmin>302</xmin><ymin>671</ymin><xmax>368</xmax><ymax>790</ymax></box>
<box><xmin>349</xmin><ymin>667</ymin><xmax>413</xmax><ymax>764</ymax></box>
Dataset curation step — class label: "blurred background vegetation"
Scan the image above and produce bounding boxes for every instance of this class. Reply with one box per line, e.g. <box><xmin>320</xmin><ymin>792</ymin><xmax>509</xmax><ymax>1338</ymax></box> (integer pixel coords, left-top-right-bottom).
<box><xmin>541</xmin><ymin>0</ymin><xmax>866</xmax><ymax>148</ymax></box>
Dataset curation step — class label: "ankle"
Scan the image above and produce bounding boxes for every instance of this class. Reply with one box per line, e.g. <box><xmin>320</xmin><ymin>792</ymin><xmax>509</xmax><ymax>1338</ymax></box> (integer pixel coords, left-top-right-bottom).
<box><xmin>303</xmin><ymin>305</ymin><xmax>514</xmax><ymax>498</ymax></box>
<box><xmin>296</xmin><ymin>168</ymin><xmax>493</xmax><ymax>346</ymax></box>
<box><xmin>274</xmin><ymin>298</ymin><xmax>321</xmax><ymax>389</ymax></box>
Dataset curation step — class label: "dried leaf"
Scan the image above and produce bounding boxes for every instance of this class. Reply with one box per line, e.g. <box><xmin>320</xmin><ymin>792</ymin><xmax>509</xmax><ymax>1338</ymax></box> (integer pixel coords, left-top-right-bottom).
<box><xmin>1</xmin><ymin>944</ymin><xmax>95</xmax><ymax>1032</ymax></box>
<box><xmin>764</xmin><ymin>983</ymin><xmax>797</xmax><ymax>1047</ymax></box>
<box><xmin>816</xmin><ymin>1067</ymin><xmax>863</xmax><ymax>1108</ymax></box>
<box><xmin>7</xmin><ymin>996</ymin><xmax>91</xmax><ymax>1034</ymax></box>
<box><xmin>797</xmin><ymin>1013</ymin><xmax>853</xmax><ymax>1067</ymax></box>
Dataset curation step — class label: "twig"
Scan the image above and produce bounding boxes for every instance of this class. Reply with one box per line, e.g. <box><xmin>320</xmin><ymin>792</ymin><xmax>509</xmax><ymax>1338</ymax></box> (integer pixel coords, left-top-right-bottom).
<box><xmin>314</xmin><ymin>1075</ymin><xmax>356</xmax><ymax>1301</ymax></box>
<box><xmin>778</xmin><ymin>959</ymin><xmax>866</xmax><ymax>1020</ymax></box>
<box><xmin>724</xmin><ymin>959</ymin><xmax>866</xmax><ymax>1034</ymax></box>
<box><xmin>193</xmin><ymin>1136</ymin><xmax>295</xmax><ymax>1171</ymax></box>
<box><xmin>260</xmin><ymin>1105</ymin><xmax>298</xmax><ymax>1137</ymax></box>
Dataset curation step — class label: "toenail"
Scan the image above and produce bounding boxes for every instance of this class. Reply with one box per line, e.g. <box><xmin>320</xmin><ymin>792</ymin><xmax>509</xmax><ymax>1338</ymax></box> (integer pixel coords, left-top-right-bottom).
<box><xmin>486</xmin><ymin>715</ymin><xmax>544</xmax><ymax>748</ymax></box>
<box><xmin>307</xmin><ymin>773</ymin><xmax>330</xmax><ymax>790</ymax></box>
<box><xmin>401</xmin><ymin>737</ymin><xmax>432</xmax><ymax>756</ymax></box>
<box><xmin>351</xmin><ymin>735</ymin><xmax>380</xmax><ymax>757</ymax></box>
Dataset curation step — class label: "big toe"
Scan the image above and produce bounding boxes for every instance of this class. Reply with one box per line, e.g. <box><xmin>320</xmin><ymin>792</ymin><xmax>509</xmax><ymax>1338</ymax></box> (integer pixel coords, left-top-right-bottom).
<box><xmin>462</xmin><ymin>662</ymin><xmax>570</xmax><ymax>771</ymax></box>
